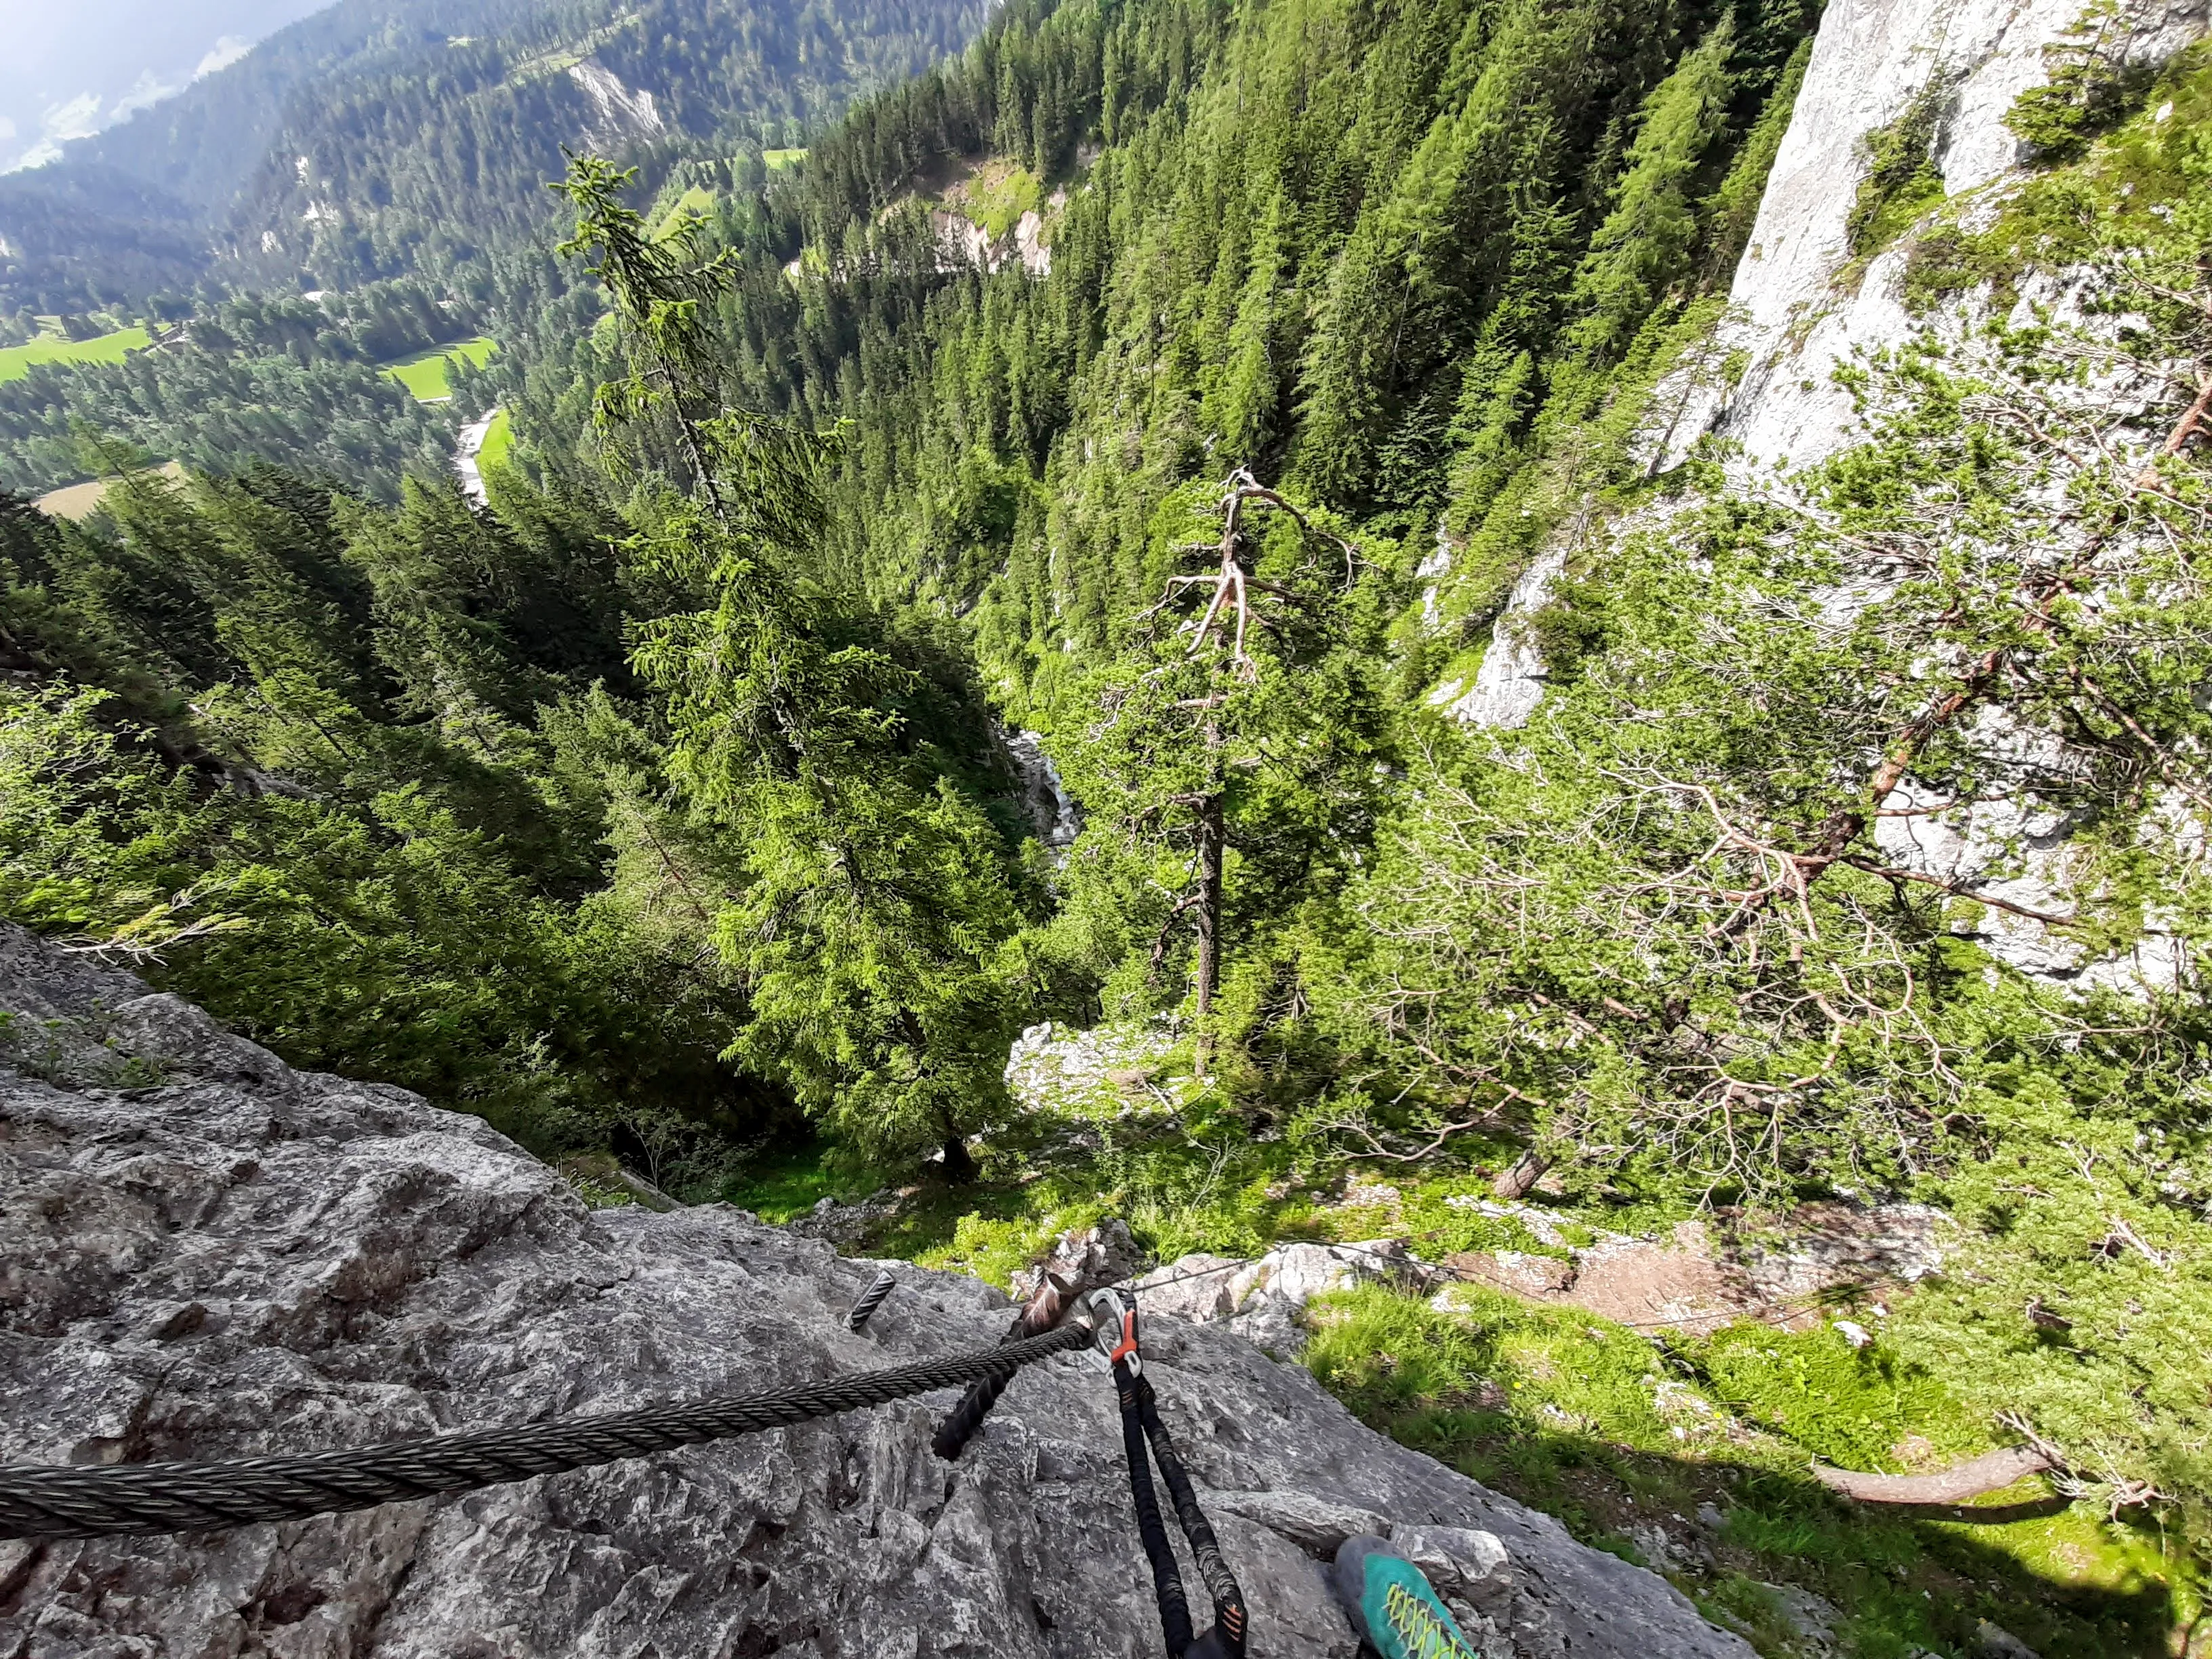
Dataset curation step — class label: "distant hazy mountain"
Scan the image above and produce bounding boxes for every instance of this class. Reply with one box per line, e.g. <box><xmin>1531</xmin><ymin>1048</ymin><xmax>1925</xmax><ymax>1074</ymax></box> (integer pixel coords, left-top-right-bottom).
<box><xmin>0</xmin><ymin>0</ymin><xmax>547</xmax><ymax>311</ymax></box>
<box><xmin>67</xmin><ymin>0</ymin><xmax>549</xmax><ymax>216</ymax></box>
<box><xmin>0</xmin><ymin>0</ymin><xmax>983</xmax><ymax>313</ymax></box>
<box><xmin>0</xmin><ymin>0</ymin><xmax>331</xmax><ymax>176</ymax></box>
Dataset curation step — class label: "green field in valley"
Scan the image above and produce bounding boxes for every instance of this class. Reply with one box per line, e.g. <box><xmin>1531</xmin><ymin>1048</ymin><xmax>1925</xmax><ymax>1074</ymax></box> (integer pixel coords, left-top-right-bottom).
<box><xmin>31</xmin><ymin>459</ymin><xmax>186</xmax><ymax>521</ymax></box>
<box><xmin>763</xmin><ymin>147</ymin><xmax>807</xmax><ymax>169</ymax></box>
<box><xmin>0</xmin><ymin>327</ymin><xmax>152</xmax><ymax>383</ymax></box>
<box><xmin>478</xmin><ymin>407</ymin><xmax>514</xmax><ymax>472</ymax></box>
<box><xmin>381</xmin><ymin>335</ymin><xmax>498</xmax><ymax>401</ymax></box>
<box><xmin>653</xmin><ymin>186</ymin><xmax>718</xmax><ymax>241</ymax></box>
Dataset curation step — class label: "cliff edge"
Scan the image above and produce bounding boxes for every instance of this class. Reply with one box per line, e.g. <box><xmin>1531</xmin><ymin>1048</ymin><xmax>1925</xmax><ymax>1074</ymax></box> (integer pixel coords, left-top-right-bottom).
<box><xmin>0</xmin><ymin>926</ymin><xmax>1748</xmax><ymax>1658</ymax></box>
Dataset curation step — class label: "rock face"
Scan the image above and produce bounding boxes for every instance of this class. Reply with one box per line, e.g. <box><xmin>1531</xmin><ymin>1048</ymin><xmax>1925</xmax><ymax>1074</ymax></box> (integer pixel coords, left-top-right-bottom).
<box><xmin>1434</xmin><ymin>0</ymin><xmax>2210</xmax><ymax>988</ymax></box>
<box><xmin>1426</xmin><ymin>543</ymin><xmax>1570</xmax><ymax>732</ymax></box>
<box><xmin>1708</xmin><ymin>0</ymin><xmax>2207</xmax><ymax>471</ymax></box>
<box><xmin>1454</xmin><ymin>0</ymin><xmax>2209</xmax><ymax>715</ymax></box>
<box><xmin>0</xmin><ymin>926</ymin><xmax>1749</xmax><ymax>1659</ymax></box>
<box><xmin>1134</xmin><ymin>1242</ymin><xmax>1425</xmax><ymax>1357</ymax></box>
<box><xmin>1003</xmin><ymin>729</ymin><xmax>1084</xmax><ymax>853</ymax></box>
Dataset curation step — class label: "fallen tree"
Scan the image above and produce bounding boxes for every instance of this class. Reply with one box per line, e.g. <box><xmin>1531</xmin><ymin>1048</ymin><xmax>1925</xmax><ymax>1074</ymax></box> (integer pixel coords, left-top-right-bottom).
<box><xmin>1809</xmin><ymin>1446</ymin><xmax>2053</xmax><ymax>1505</ymax></box>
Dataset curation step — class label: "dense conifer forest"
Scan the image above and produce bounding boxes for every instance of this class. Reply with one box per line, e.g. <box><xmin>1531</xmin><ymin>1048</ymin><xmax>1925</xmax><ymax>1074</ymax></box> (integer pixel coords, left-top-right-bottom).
<box><xmin>0</xmin><ymin>0</ymin><xmax>983</xmax><ymax>314</ymax></box>
<box><xmin>4</xmin><ymin>0</ymin><xmax>2211</xmax><ymax>1649</ymax></box>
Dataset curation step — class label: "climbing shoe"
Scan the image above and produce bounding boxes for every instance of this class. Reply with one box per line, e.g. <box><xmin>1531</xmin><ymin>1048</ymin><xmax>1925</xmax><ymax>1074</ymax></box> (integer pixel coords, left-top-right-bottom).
<box><xmin>1332</xmin><ymin>1535</ymin><xmax>1486</xmax><ymax>1659</ymax></box>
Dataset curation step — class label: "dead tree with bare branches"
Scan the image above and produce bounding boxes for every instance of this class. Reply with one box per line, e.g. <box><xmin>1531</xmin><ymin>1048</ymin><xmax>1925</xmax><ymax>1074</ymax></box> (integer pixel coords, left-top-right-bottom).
<box><xmin>1059</xmin><ymin>471</ymin><xmax>1373</xmax><ymax>1074</ymax></box>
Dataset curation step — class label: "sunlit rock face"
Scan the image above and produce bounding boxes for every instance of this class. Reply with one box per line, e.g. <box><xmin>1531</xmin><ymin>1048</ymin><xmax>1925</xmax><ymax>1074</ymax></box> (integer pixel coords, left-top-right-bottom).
<box><xmin>1443</xmin><ymin>0</ymin><xmax>2208</xmax><ymax>990</ymax></box>
<box><xmin>1677</xmin><ymin>0</ymin><xmax>2207</xmax><ymax>472</ymax></box>
<box><xmin>0</xmin><ymin>924</ymin><xmax>1750</xmax><ymax>1659</ymax></box>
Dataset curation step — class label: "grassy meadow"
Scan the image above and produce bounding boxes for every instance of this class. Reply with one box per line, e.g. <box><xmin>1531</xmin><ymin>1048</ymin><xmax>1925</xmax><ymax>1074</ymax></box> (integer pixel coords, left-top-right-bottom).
<box><xmin>0</xmin><ymin>327</ymin><xmax>151</xmax><ymax>383</ymax></box>
<box><xmin>477</xmin><ymin>407</ymin><xmax>514</xmax><ymax>473</ymax></box>
<box><xmin>380</xmin><ymin>335</ymin><xmax>498</xmax><ymax>401</ymax></box>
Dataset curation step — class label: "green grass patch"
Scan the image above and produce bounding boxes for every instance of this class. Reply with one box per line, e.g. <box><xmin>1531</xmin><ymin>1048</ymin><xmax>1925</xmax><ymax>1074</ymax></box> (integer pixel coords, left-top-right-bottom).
<box><xmin>477</xmin><ymin>408</ymin><xmax>514</xmax><ymax>474</ymax></box>
<box><xmin>381</xmin><ymin>336</ymin><xmax>498</xmax><ymax>401</ymax></box>
<box><xmin>763</xmin><ymin>147</ymin><xmax>808</xmax><ymax>169</ymax></box>
<box><xmin>1845</xmin><ymin>86</ymin><xmax>1947</xmax><ymax>259</ymax></box>
<box><xmin>913</xmin><ymin>1202</ymin><xmax>1112</xmax><ymax>1286</ymax></box>
<box><xmin>1694</xmin><ymin>1322</ymin><xmax>1978</xmax><ymax>1473</ymax></box>
<box><xmin>1393</xmin><ymin>1181</ymin><xmax>1576</xmax><ymax>1258</ymax></box>
<box><xmin>653</xmin><ymin>186</ymin><xmax>718</xmax><ymax>241</ymax></box>
<box><xmin>712</xmin><ymin>1139</ymin><xmax>852</xmax><ymax>1221</ymax></box>
<box><xmin>944</xmin><ymin>161</ymin><xmax>1046</xmax><ymax>240</ymax></box>
<box><xmin>0</xmin><ymin>327</ymin><xmax>151</xmax><ymax>383</ymax></box>
<box><xmin>1305</xmin><ymin>1283</ymin><xmax>2193</xmax><ymax>1658</ymax></box>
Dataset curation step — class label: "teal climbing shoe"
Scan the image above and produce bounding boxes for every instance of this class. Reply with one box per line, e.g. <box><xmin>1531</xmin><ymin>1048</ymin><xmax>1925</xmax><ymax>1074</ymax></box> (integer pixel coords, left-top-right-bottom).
<box><xmin>1332</xmin><ymin>1536</ymin><xmax>1487</xmax><ymax>1659</ymax></box>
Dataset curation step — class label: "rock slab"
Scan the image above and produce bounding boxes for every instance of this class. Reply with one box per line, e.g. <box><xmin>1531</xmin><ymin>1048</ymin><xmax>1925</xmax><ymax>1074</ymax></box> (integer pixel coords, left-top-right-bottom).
<box><xmin>0</xmin><ymin>926</ymin><xmax>1749</xmax><ymax>1659</ymax></box>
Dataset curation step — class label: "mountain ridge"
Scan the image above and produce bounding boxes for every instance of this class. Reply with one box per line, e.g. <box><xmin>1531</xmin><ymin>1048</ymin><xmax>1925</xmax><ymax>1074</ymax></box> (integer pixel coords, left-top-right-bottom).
<box><xmin>0</xmin><ymin>0</ymin><xmax>987</xmax><ymax>312</ymax></box>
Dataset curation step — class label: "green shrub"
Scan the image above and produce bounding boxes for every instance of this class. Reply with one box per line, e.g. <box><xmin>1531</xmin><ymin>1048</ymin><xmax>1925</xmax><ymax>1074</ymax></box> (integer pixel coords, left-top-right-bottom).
<box><xmin>1846</xmin><ymin>86</ymin><xmax>1948</xmax><ymax>258</ymax></box>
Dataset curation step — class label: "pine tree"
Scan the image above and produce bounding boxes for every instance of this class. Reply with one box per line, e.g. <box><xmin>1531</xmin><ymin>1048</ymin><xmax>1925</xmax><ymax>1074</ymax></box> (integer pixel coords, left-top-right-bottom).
<box><xmin>554</xmin><ymin>152</ymin><xmax>1032</xmax><ymax>1177</ymax></box>
<box><xmin>1055</xmin><ymin>472</ymin><xmax>1386</xmax><ymax>1069</ymax></box>
<box><xmin>1564</xmin><ymin>14</ymin><xmax>1738</xmax><ymax>361</ymax></box>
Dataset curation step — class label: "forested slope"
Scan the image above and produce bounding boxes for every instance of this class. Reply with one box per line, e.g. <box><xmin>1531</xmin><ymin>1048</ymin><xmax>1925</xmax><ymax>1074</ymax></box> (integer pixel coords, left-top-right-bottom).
<box><xmin>230</xmin><ymin>0</ymin><xmax>990</xmax><ymax>291</ymax></box>
<box><xmin>485</xmin><ymin>0</ymin><xmax>1828</xmax><ymax>1082</ymax></box>
<box><xmin>0</xmin><ymin>0</ymin><xmax>992</xmax><ymax>501</ymax></box>
<box><xmin>0</xmin><ymin>283</ymin><xmax>469</xmax><ymax>498</ymax></box>
<box><xmin>0</xmin><ymin>0</ymin><xmax>986</xmax><ymax>312</ymax></box>
<box><xmin>3</xmin><ymin>0</ymin><xmax>2212</xmax><ymax>1646</ymax></box>
<box><xmin>480</xmin><ymin>0</ymin><xmax>2209</xmax><ymax>1621</ymax></box>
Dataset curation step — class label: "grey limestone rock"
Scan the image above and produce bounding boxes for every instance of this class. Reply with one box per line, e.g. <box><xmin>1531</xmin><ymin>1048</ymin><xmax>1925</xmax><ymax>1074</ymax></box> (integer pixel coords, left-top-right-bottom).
<box><xmin>1973</xmin><ymin>1621</ymin><xmax>2041</xmax><ymax>1659</ymax></box>
<box><xmin>1763</xmin><ymin>1582</ymin><xmax>1843</xmax><ymax>1654</ymax></box>
<box><xmin>1390</xmin><ymin>1526</ymin><xmax>1515</xmax><ymax>1618</ymax></box>
<box><xmin>0</xmin><ymin>924</ymin><xmax>1750</xmax><ymax>1659</ymax></box>
<box><xmin>1135</xmin><ymin>1240</ymin><xmax>1423</xmax><ymax>1357</ymax></box>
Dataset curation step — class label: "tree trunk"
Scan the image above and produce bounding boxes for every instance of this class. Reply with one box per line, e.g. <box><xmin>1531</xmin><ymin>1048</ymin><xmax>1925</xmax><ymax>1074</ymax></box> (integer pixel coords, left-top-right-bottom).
<box><xmin>1811</xmin><ymin>1446</ymin><xmax>2053</xmax><ymax>1504</ymax></box>
<box><xmin>938</xmin><ymin>1111</ymin><xmax>977</xmax><ymax>1185</ymax></box>
<box><xmin>1492</xmin><ymin>1148</ymin><xmax>1552</xmax><ymax>1200</ymax></box>
<box><xmin>1193</xmin><ymin>792</ymin><xmax>1225</xmax><ymax>1077</ymax></box>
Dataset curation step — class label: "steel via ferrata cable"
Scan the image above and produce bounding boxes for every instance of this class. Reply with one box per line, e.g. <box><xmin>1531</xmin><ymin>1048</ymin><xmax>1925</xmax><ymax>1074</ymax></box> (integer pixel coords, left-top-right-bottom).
<box><xmin>0</xmin><ymin>1322</ymin><xmax>1092</xmax><ymax>1541</ymax></box>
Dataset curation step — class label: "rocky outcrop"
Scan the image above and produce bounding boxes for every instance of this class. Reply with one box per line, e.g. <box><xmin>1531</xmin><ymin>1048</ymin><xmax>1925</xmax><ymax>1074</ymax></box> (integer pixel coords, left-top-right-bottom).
<box><xmin>1426</xmin><ymin>542</ymin><xmax>1570</xmax><ymax>732</ymax></box>
<box><xmin>1457</xmin><ymin>0</ymin><xmax>2209</xmax><ymax>716</ymax></box>
<box><xmin>1004</xmin><ymin>729</ymin><xmax>1084</xmax><ymax>853</ymax></box>
<box><xmin>1680</xmin><ymin>0</ymin><xmax>2207</xmax><ymax>472</ymax></box>
<box><xmin>452</xmin><ymin>405</ymin><xmax>501</xmax><ymax>507</ymax></box>
<box><xmin>1683</xmin><ymin>0</ymin><xmax>2208</xmax><ymax>989</ymax></box>
<box><xmin>929</xmin><ymin>199</ymin><xmax>1061</xmax><ymax>279</ymax></box>
<box><xmin>0</xmin><ymin>925</ymin><xmax>1749</xmax><ymax>1658</ymax></box>
<box><xmin>1003</xmin><ymin>1019</ymin><xmax>1183</xmax><ymax>1118</ymax></box>
<box><xmin>1135</xmin><ymin>1242</ymin><xmax>1425</xmax><ymax>1356</ymax></box>
<box><xmin>1139</xmin><ymin>1201</ymin><xmax>1948</xmax><ymax>1347</ymax></box>
<box><xmin>569</xmin><ymin>60</ymin><xmax>665</xmax><ymax>148</ymax></box>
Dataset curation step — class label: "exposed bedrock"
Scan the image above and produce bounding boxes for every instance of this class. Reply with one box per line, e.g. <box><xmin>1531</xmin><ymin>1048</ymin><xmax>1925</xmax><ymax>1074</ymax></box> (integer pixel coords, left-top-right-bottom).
<box><xmin>0</xmin><ymin>926</ymin><xmax>1748</xmax><ymax>1659</ymax></box>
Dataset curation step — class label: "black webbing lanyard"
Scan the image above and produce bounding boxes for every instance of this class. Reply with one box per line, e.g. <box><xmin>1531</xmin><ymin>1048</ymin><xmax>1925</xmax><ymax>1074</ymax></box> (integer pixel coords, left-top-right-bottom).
<box><xmin>1093</xmin><ymin>1292</ymin><xmax>1249</xmax><ymax>1659</ymax></box>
